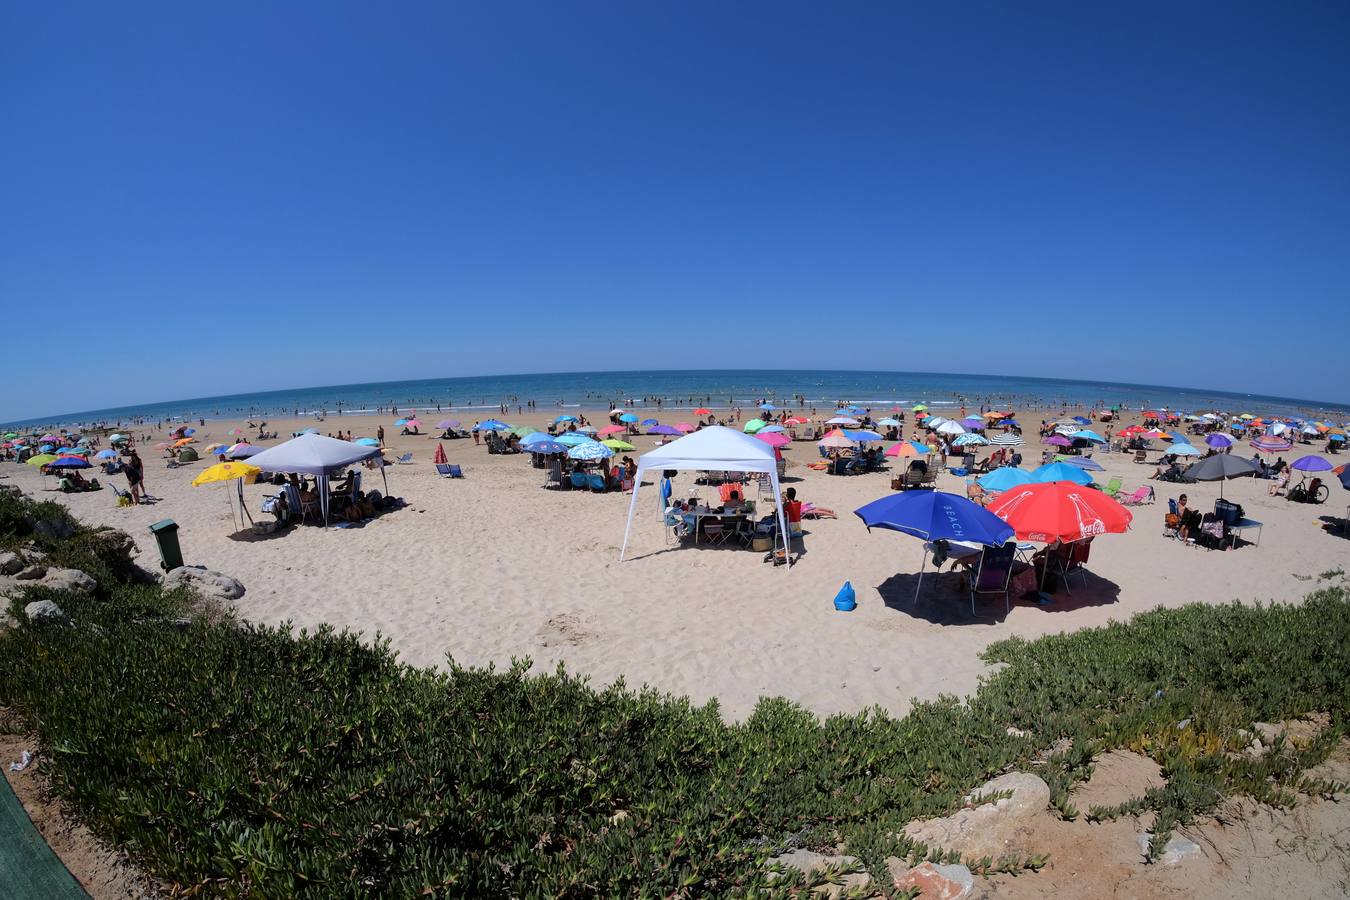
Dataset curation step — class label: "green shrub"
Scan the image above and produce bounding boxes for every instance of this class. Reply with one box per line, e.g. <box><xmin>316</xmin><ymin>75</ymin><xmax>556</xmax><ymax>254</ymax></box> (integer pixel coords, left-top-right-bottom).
<box><xmin>0</xmin><ymin>492</ymin><xmax>1346</xmax><ymax>895</ymax></box>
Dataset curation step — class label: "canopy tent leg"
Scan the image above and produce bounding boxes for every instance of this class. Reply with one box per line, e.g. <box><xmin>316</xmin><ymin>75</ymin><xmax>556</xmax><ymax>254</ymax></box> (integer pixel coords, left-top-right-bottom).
<box><xmin>319</xmin><ymin>474</ymin><xmax>330</xmax><ymax>527</ymax></box>
<box><xmin>619</xmin><ymin>466</ymin><xmax>644</xmax><ymax>560</ymax></box>
<box><xmin>767</xmin><ymin>467</ymin><xmax>790</xmax><ymax>573</ymax></box>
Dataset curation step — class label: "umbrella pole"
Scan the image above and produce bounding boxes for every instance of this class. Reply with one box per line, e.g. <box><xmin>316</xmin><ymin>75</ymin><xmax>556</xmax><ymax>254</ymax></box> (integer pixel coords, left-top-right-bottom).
<box><xmin>914</xmin><ymin>549</ymin><xmax>927</xmax><ymax>604</ymax></box>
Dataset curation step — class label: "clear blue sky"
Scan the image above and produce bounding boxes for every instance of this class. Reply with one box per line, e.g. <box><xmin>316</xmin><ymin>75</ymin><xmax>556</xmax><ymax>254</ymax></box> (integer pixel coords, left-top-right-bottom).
<box><xmin>3</xmin><ymin>2</ymin><xmax>1348</xmax><ymax>421</ymax></box>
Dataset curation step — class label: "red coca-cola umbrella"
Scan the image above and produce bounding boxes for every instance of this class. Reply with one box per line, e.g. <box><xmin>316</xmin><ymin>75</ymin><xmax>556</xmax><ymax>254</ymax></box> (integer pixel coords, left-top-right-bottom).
<box><xmin>986</xmin><ymin>481</ymin><xmax>1132</xmax><ymax>544</ymax></box>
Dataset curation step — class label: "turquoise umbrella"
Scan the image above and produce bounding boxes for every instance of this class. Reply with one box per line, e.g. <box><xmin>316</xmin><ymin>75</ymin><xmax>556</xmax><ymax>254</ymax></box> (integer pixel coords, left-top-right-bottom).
<box><xmin>1030</xmin><ymin>462</ymin><xmax>1094</xmax><ymax>486</ymax></box>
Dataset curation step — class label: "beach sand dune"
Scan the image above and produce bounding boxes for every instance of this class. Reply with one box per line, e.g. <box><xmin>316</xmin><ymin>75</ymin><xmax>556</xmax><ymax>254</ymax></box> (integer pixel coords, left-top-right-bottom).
<box><xmin>13</xmin><ymin>409</ymin><xmax>1347</xmax><ymax>721</ymax></box>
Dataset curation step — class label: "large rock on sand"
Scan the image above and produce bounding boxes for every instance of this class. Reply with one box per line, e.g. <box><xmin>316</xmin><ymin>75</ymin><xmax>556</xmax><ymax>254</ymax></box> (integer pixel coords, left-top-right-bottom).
<box><xmin>0</xmin><ymin>551</ymin><xmax>23</xmax><ymax>576</ymax></box>
<box><xmin>40</xmin><ymin>568</ymin><xmax>97</xmax><ymax>593</ymax></box>
<box><xmin>768</xmin><ymin>849</ymin><xmax>871</xmax><ymax>897</ymax></box>
<box><xmin>887</xmin><ymin>860</ymin><xmax>974</xmax><ymax>899</ymax></box>
<box><xmin>903</xmin><ymin>773</ymin><xmax>1051</xmax><ymax>861</ymax></box>
<box><xmin>163</xmin><ymin>566</ymin><xmax>245</xmax><ymax>602</ymax></box>
<box><xmin>24</xmin><ymin>599</ymin><xmax>69</xmax><ymax>625</ymax></box>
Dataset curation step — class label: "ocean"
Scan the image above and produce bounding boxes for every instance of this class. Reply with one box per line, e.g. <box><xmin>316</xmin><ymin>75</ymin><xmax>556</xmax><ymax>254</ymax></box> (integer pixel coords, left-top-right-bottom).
<box><xmin>7</xmin><ymin>370</ymin><xmax>1348</xmax><ymax>429</ymax></box>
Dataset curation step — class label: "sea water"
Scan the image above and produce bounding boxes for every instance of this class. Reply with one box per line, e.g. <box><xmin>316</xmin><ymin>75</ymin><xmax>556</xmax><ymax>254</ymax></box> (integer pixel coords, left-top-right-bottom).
<box><xmin>7</xmin><ymin>369</ymin><xmax>1347</xmax><ymax>429</ymax></box>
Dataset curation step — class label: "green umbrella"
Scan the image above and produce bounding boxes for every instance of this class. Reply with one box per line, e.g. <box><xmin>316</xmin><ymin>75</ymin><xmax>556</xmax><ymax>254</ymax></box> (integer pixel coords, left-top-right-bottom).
<box><xmin>512</xmin><ymin>426</ymin><xmax>539</xmax><ymax>438</ymax></box>
<box><xmin>26</xmin><ymin>454</ymin><xmax>58</xmax><ymax>466</ymax></box>
<box><xmin>743</xmin><ymin>418</ymin><xmax>767</xmax><ymax>433</ymax></box>
<box><xmin>601</xmin><ymin>439</ymin><xmax>635</xmax><ymax>451</ymax></box>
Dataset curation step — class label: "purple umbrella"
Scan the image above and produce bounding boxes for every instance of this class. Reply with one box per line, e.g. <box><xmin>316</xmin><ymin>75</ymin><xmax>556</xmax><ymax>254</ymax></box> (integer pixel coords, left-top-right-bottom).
<box><xmin>647</xmin><ymin>425</ymin><xmax>681</xmax><ymax>435</ymax></box>
<box><xmin>1205</xmin><ymin>433</ymin><xmax>1234</xmax><ymax>448</ymax></box>
<box><xmin>1290</xmin><ymin>455</ymin><xmax>1332</xmax><ymax>472</ymax></box>
<box><xmin>1250</xmin><ymin>436</ymin><xmax>1292</xmax><ymax>453</ymax></box>
<box><xmin>960</xmin><ymin>417</ymin><xmax>985</xmax><ymax>430</ymax></box>
<box><xmin>437</xmin><ymin>419</ymin><xmax>461</xmax><ymax>429</ymax></box>
<box><xmin>1044</xmin><ymin>434</ymin><xmax>1071</xmax><ymax>446</ymax></box>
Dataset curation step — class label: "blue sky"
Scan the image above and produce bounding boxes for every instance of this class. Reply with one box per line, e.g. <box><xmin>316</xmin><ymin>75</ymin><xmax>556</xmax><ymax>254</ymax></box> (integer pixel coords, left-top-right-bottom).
<box><xmin>3</xmin><ymin>2</ymin><xmax>1348</xmax><ymax>421</ymax></box>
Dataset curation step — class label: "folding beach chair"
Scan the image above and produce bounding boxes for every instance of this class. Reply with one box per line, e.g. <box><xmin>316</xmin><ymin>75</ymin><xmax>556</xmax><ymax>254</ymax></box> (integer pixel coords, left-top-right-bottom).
<box><xmin>970</xmin><ymin>542</ymin><xmax>1016</xmax><ymax>615</ymax></box>
<box><xmin>1102</xmin><ymin>476</ymin><xmax>1122</xmax><ymax>497</ymax></box>
<box><xmin>395</xmin><ymin>453</ymin><xmax>413</xmax><ymax>465</ymax></box>
<box><xmin>1117</xmin><ymin>485</ymin><xmax>1154</xmax><ymax>505</ymax></box>
<box><xmin>435</xmin><ymin>463</ymin><xmax>454</xmax><ymax>478</ymax></box>
<box><xmin>587</xmin><ymin>473</ymin><xmax>607</xmax><ymax>493</ymax></box>
<box><xmin>448</xmin><ymin>464</ymin><xmax>463</xmax><ymax>478</ymax></box>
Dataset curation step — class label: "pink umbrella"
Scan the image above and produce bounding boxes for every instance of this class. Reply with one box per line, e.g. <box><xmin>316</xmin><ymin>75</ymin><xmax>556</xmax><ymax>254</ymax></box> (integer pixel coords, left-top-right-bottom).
<box><xmin>406</xmin><ymin>419</ymin><xmax>422</xmax><ymax>428</ymax></box>
<box><xmin>598</xmin><ymin>424</ymin><xmax>625</xmax><ymax>435</ymax></box>
<box><xmin>674</xmin><ymin>423</ymin><xmax>695</xmax><ymax>433</ymax></box>
<box><xmin>756</xmin><ymin>431</ymin><xmax>790</xmax><ymax>447</ymax></box>
<box><xmin>1044</xmin><ymin>434</ymin><xmax>1071</xmax><ymax>446</ymax></box>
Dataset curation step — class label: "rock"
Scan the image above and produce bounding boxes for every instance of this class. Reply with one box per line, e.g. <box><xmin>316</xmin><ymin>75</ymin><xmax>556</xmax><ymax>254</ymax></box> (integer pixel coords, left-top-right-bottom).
<box><xmin>0</xmin><ymin>611</ymin><xmax>18</xmax><ymax>631</ymax></box>
<box><xmin>40</xmin><ymin>568</ymin><xmax>97</xmax><ymax>593</ymax></box>
<box><xmin>24</xmin><ymin>599</ymin><xmax>68</xmax><ymax>625</ymax></box>
<box><xmin>14</xmin><ymin>564</ymin><xmax>46</xmax><ymax>581</ymax></box>
<box><xmin>887</xmin><ymin>860</ymin><xmax>974</xmax><ymax>899</ymax></box>
<box><xmin>0</xmin><ymin>551</ymin><xmax>22</xmax><ymax>576</ymax></box>
<box><xmin>769</xmin><ymin>849</ymin><xmax>870</xmax><ymax>897</ymax></box>
<box><xmin>1137</xmin><ymin>833</ymin><xmax>1201</xmax><ymax>866</ymax></box>
<box><xmin>163</xmin><ymin>566</ymin><xmax>245</xmax><ymax>602</ymax></box>
<box><xmin>903</xmin><ymin>773</ymin><xmax>1051</xmax><ymax>860</ymax></box>
<box><xmin>1005</xmin><ymin>726</ymin><xmax>1030</xmax><ymax>738</ymax></box>
<box><xmin>31</xmin><ymin>517</ymin><xmax>75</xmax><ymax>541</ymax></box>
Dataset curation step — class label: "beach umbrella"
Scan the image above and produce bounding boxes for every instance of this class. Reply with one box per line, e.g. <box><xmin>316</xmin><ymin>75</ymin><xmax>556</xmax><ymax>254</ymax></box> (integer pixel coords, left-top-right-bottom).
<box><xmin>528</xmin><ymin>441</ymin><xmax>568</xmax><ymax>455</ymax></box>
<box><xmin>743</xmin><ymin>419</ymin><xmax>767</xmax><ymax>433</ymax></box>
<box><xmin>757</xmin><ymin>424</ymin><xmax>786</xmax><ymax>433</ymax></box>
<box><xmin>476</xmin><ymin>420</ymin><xmax>511</xmax><ymax>431</ymax></box>
<box><xmin>555</xmin><ymin>415</ymin><xmax>578</xmax><ymax>423</ymax></box>
<box><xmin>855</xmin><ymin>490</ymin><xmax>1015</xmax><ymax>604</ymax></box>
<box><xmin>952</xmin><ymin>433</ymin><xmax>989</xmax><ymax>446</ymax></box>
<box><xmin>825</xmin><ymin>416</ymin><xmax>859</xmax><ymax>426</ymax></box>
<box><xmin>1335</xmin><ymin>464</ymin><xmax>1350</xmax><ymax>490</ymax></box>
<box><xmin>1182</xmin><ymin>452</ymin><xmax>1258</xmax><ymax>497</ymax></box>
<box><xmin>640</xmin><ymin>418</ymin><xmax>660</xmax><ymax>426</ymax></box>
<box><xmin>598</xmin><ymin>424</ymin><xmax>625</xmax><ymax>435</ymax></box>
<box><xmin>1044</xmin><ymin>434</ymin><xmax>1071</xmax><ymax>447</ymax></box>
<box><xmin>936</xmin><ymin>420</ymin><xmax>967</xmax><ymax>436</ymax></box>
<box><xmin>885</xmin><ymin>441</ymin><xmax>931</xmax><ymax>457</ymax></box>
<box><xmin>784</xmin><ymin>416</ymin><xmax>809</xmax><ymax>425</ymax></box>
<box><xmin>1290</xmin><ymin>455</ymin><xmax>1332</xmax><ymax>472</ymax></box>
<box><xmin>395</xmin><ymin>418</ymin><xmax>409</xmax><ymax>426</ymax></box>
<box><xmin>648</xmin><ymin>425</ymin><xmax>681</xmax><ymax>436</ymax></box>
<box><xmin>1057</xmin><ymin>456</ymin><xmax>1105</xmax><ymax>471</ymax></box>
<box><xmin>229</xmin><ymin>445</ymin><xmax>263</xmax><ymax>459</ymax></box>
<box><xmin>912</xmin><ymin>404</ymin><xmax>928</xmax><ymax>412</ymax></box>
<box><xmin>511</xmin><ymin>426</ymin><xmax>538</xmax><ymax>438</ymax></box>
<box><xmin>987</xmin><ymin>481</ymin><xmax>1132</xmax><ymax>544</ymax></box>
<box><xmin>1205</xmin><ymin>433</ymin><xmax>1234</xmax><ymax>448</ymax></box>
<box><xmin>618</xmin><ymin>413</ymin><xmax>638</xmax><ymax>423</ymax></box>
<box><xmin>1250</xmin><ymin>435</ymin><xmax>1292</xmax><ymax>453</ymax></box>
<box><xmin>48</xmin><ymin>455</ymin><xmax>92</xmax><ymax>469</ymax></box>
<box><xmin>355</xmin><ymin>437</ymin><xmax>380</xmax><ymax>447</ymax></box>
<box><xmin>759</xmin><ymin>402</ymin><xmax>777</xmax><ymax>411</ymax></box>
<box><xmin>924</xmin><ymin>416</ymin><xmax>946</xmax><ymax>427</ymax></box>
<box><xmin>39</xmin><ymin>444</ymin><xmax>55</xmax><ymax>453</ymax></box>
<box><xmin>818</xmin><ymin>430</ymin><xmax>857</xmax><ymax>449</ymax></box>
<box><xmin>602</xmin><ymin>439</ymin><xmax>635</xmax><ymax>451</ymax></box>
<box><xmin>433</xmin><ymin>443</ymin><xmax>447</xmax><ymax>465</ymax></box>
<box><xmin>1072</xmin><ymin>416</ymin><xmax>1091</xmax><ymax>425</ymax></box>
<box><xmin>844</xmin><ymin>429</ymin><xmax>885</xmax><ymax>442</ymax></box>
<box><xmin>756</xmin><ymin>431</ymin><xmax>790</xmax><ymax>448</ymax></box>
<box><xmin>989</xmin><ymin>433</ymin><xmax>1024</xmax><ymax>447</ymax></box>
<box><xmin>26</xmin><ymin>454</ymin><xmax>58</xmax><ymax>467</ymax></box>
<box><xmin>674</xmin><ymin>423</ymin><xmax>695</xmax><ymax>433</ymax></box>
<box><xmin>405</xmin><ymin>419</ymin><xmax>422</xmax><ymax>429</ymax></box>
<box><xmin>877</xmin><ymin>417</ymin><xmax>902</xmax><ymax>428</ymax></box>
<box><xmin>694</xmin><ymin>408</ymin><xmax>711</xmax><ymax>416</ymax></box>
<box><xmin>567</xmin><ymin>440</ymin><xmax>613</xmax><ymax>461</ymax></box>
<box><xmin>437</xmin><ymin>419</ymin><xmax>460</xmax><ymax>429</ymax></box>
<box><xmin>193</xmin><ymin>461</ymin><xmax>262</xmax><ymax>532</ymax></box>
<box><xmin>519</xmin><ymin>432</ymin><xmax>554</xmax><ymax>446</ymax></box>
<box><xmin>1030</xmin><ymin>462</ymin><xmax>1094</xmax><ymax>486</ymax></box>
<box><xmin>961</xmin><ymin>417</ymin><xmax>985</xmax><ymax>430</ymax></box>
<box><xmin>1071</xmin><ymin>430</ymin><xmax>1105</xmax><ymax>443</ymax></box>
<box><xmin>1166</xmin><ymin>443</ymin><xmax>1201</xmax><ymax>457</ymax></box>
<box><xmin>977</xmin><ymin>467</ymin><xmax>1035</xmax><ymax>491</ymax></box>
<box><xmin>95</xmin><ymin>449</ymin><xmax>117</xmax><ymax>459</ymax></box>
<box><xmin>4</xmin><ymin>432</ymin><xmax>18</xmax><ymax>439</ymax></box>
<box><xmin>555</xmin><ymin>432</ymin><xmax>592</xmax><ymax>447</ymax></box>
<box><xmin>60</xmin><ymin>447</ymin><xmax>91</xmax><ymax>455</ymax></box>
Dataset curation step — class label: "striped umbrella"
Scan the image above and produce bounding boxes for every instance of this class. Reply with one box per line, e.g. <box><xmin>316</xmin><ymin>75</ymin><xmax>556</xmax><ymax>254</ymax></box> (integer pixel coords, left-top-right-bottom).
<box><xmin>567</xmin><ymin>440</ymin><xmax>613</xmax><ymax>461</ymax></box>
<box><xmin>989</xmin><ymin>433</ymin><xmax>1024</xmax><ymax>447</ymax></box>
<box><xmin>1250</xmin><ymin>436</ymin><xmax>1292</xmax><ymax>454</ymax></box>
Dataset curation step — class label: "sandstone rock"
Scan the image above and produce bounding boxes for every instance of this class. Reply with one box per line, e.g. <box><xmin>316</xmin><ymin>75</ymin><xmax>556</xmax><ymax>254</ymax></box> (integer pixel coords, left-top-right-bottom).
<box><xmin>769</xmin><ymin>849</ymin><xmax>870</xmax><ymax>898</ymax></box>
<box><xmin>40</xmin><ymin>568</ymin><xmax>97</xmax><ymax>593</ymax></box>
<box><xmin>0</xmin><ymin>550</ymin><xmax>22</xmax><ymax>576</ymax></box>
<box><xmin>31</xmin><ymin>517</ymin><xmax>75</xmax><ymax>541</ymax></box>
<box><xmin>163</xmin><ymin>566</ymin><xmax>245</xmax><ymax>602</ymax></box>
<box><xmin>887</xmin><ymin>860</ymin><xmax>974</xmax><ymax>899</ymax></box>
<box><xmin>15</xmin><ymin>564</ymin><xmax>46</xmax><ymax>581</ymax></box>
<box><xmin>1137</xmin><ymin>832</ymin><xmax>1201</xmax><ymax>866</ymax></box>
<box><xmin>24</xmin><ymin>599</ymin><xmax>68</xmax><ymax>625</ymax></box>
<box><xmin>903</xmin><ymin>773</ymin><xmax>1051</xmax><ymax>860</ymax></box>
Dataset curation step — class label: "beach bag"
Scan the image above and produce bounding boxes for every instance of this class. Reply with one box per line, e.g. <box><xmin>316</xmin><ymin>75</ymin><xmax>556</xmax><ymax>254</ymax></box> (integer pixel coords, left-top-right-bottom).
<box><xmin>1011</xmin><ymin>566</ymin><xmax>1038</xmax><ymax>598</ymax></box>
<box><xmin>833</xmin><ymin>581</ymin><xmax>857</xmax><ymax>612</ymax></box>
<box><xmin>1165</xmin><ymin>513</ymin><xmax>1180</xmax><ymax>530</ymax></box>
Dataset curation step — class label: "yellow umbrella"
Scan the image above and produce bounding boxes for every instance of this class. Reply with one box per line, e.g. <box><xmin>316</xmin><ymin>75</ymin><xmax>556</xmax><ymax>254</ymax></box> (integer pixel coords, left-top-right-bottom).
<box><xmin>173</xmin><ymin>437</ymin><xmax>196</xmax><ymax>447</ymax></box>
<box><xmin>192</xmin><ymin>462</ymin><xmax>260</xmax><ymax>486</ymax></box>
<box><xmin>26</xmin><ymin>453</ymin><xmax>58</xmax><ymax>466</ymax></box>
<box><xmin>193</xmin><ymin>462</ymin><xmax>262</xmax><ymax>532</ymax></box>
<box><xmin>601</xmin><ymin>439</ymin><xmax>635</xmax><ymax>451</ymax></box>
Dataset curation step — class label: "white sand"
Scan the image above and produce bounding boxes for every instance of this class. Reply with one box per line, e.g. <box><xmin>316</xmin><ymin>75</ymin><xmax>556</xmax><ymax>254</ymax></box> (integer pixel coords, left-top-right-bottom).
<box><xmin>10</xmin><ymin>409</ymin><xmax>1347</xmax><ymax>721</ymax></box>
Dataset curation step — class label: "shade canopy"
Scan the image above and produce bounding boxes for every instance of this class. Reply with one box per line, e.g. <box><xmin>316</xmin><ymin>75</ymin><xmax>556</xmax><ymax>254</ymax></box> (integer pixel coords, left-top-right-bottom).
<box><xmin>855</xmin><ymin>490</ymin><xmax>1014</xmax><ymax>545</ymax></box>
<box><xmin>620</xmin><ymin>427</ymin><xmax>790</xmax><ymax>565</ymax></box>
<box><xmin>244</xmin><ymin>433</ymin><xmax>380</xmax><ymax>475</ymax></box>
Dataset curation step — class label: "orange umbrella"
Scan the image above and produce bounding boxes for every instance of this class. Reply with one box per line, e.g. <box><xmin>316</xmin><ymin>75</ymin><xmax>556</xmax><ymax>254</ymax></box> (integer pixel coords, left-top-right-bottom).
<box><xmin>694</xmin><ymin>408</ymin><xmax>712</xmax><ymax>416</ymax></box>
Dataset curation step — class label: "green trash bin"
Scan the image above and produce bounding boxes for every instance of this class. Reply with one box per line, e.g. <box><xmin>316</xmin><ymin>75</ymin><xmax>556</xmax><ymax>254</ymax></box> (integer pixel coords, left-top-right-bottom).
<box><xmin>148</xmin><ymin>519</ymin><xmax>184</xmax><ymax>571</ymax></box>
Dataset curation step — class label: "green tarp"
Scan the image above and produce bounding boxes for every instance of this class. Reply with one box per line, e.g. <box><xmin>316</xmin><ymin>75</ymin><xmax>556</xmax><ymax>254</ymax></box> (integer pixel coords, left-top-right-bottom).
<box><xmin>0</xmin><ymin>775</ymin><xmax>88</xmax><ymax>898</ymax></box>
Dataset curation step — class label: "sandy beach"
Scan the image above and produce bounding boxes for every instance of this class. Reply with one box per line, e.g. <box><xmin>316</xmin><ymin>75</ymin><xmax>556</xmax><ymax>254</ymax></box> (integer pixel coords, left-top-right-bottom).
<box><xmin>6</xmin><ymin>406</ymin><xmax>1347</xmax><ymax>721</ymax></box>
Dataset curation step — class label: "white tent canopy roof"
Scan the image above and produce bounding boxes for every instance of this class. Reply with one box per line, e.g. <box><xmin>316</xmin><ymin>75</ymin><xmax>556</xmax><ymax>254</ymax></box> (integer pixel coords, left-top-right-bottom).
<box><xmin>634</xmin><ymin>426</ymin><xmax>778</xmax><ymax>475</ymax></box>
<box><xmin>244</xmin><ymin>433</ymin><xmax>380</xmax><ymax>475</ymax></box>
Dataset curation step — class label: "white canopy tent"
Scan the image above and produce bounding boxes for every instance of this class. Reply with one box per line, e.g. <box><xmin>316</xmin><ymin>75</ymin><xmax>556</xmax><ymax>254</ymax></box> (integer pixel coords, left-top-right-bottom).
<box><xmin>620</xmin><ymin>426</ymin><xmax>791</xmax><ymax>569</ymax></box>
<box><xmin>242</xmin><ymin>433</ymin><xmax>385</xmax><ymax>525</ymax></box>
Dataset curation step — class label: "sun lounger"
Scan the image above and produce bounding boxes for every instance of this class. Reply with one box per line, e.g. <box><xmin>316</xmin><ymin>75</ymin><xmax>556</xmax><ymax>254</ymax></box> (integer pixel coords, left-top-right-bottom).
<box><xmin>1117</xmin><ymin>485</ymin><xmax>1154</xmax><ymax>505</ymax></box>
<box><xmin>395</xmin><ymin>453</ymin><xmax>413</xmax><ymax>465</ymax></box>
<box><xmin>1102</xmin><ymin>476</ymin><xmax>1122</xmax><ymax>498</ymax></box>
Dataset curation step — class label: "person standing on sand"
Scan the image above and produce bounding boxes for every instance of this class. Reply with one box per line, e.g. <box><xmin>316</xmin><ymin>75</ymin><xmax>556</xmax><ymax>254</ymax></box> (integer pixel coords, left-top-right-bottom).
<box><xmin>377</xmin><ymin>425</ymin><xmax>385</xmax><ymax>446</ymax></box>
<box><xmin>125</xmin><ymin>449</ymin><xmax>144</xmax><ymax>504</ymax></box>
<box><xmin>472</xmin><ymin>423</ymin><xmax>481</xmax><ymax>445</ymax></box>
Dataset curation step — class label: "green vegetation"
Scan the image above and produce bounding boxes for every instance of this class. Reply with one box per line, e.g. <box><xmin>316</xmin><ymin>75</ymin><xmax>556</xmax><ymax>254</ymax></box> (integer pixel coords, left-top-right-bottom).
<box><xmin>0</xmin><ymin>491</ymin><xmax>1346</xmax><ymax>896</ymax></box>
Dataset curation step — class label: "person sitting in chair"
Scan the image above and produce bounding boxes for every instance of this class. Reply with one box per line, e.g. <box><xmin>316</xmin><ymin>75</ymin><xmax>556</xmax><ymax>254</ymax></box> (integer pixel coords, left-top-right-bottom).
<box><xmin>783</xmin><ymin>487</ymin><xmax>804</xmax><ymax>536</ymax></box>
